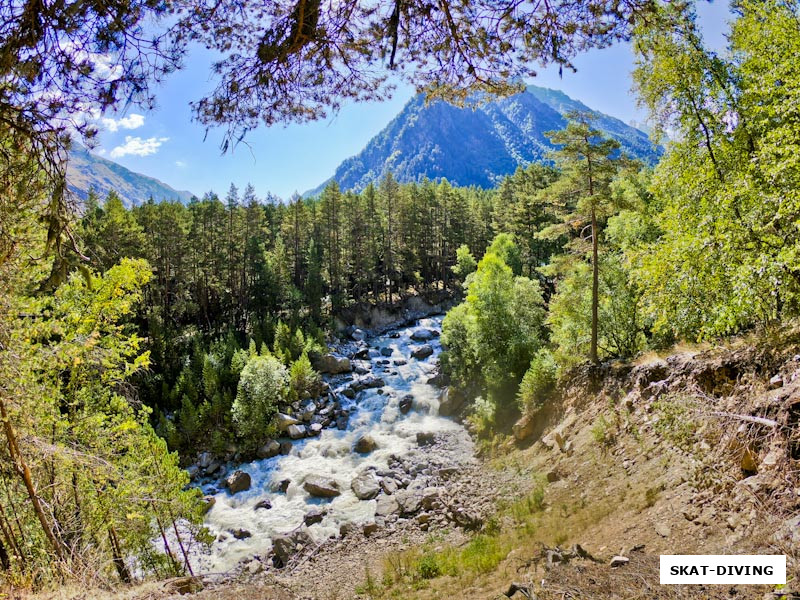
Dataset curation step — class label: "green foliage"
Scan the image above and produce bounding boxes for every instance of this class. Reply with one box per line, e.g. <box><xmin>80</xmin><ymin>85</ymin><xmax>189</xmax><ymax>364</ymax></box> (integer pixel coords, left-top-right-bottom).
<box><xmin>518</xmin><ymin>348</ymin><xmax>558</xmax><ymax>414</ymax></box>
<box><xmin>288</xmin><ymin>352</ymin><xmax>322</xmax><ymax>402</ymax></box>
<box><xmin>443</xmin><ymin>238</ymin><xmax>547</xmax><ymax>416</ymax></box>
<box><xmin>451</xmin><ymin>244</ymin><xmax>477</xmax><ymax>282</ymax></box>
<box><xmin>232</xmin><ymin>353</ymin><xmax>287</xmax><ymax>446</ymax></box>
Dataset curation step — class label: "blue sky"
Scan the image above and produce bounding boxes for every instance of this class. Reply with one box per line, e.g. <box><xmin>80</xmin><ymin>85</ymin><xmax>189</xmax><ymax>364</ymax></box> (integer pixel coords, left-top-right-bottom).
<box><xmin>93</xmin><ymin>2</ymin><xmax>732</xmax><ymax>200</ymax></box>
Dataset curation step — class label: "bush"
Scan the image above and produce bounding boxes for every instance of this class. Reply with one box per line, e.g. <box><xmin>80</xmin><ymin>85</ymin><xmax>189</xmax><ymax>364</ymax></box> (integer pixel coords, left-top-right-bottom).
<box><xmin>288</xmin><ymin>352</ymin><xmax>322</xmax><ymax>401</ymax></box>
<box><xmin>232</xmin><ymin>353</ymin><xmax>287</xmax><ymax>446</ymax></box>
<box><xmin>517</xmin><ymin>348</ymin><xmax>558</xmax><ymax>414</ymax></box>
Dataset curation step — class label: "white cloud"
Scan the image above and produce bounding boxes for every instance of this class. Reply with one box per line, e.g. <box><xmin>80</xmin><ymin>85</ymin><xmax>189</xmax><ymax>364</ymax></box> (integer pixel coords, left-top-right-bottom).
<box><xmin>96</xmin><ymin>148</ymin><xmax>107</xmax><ymax>156</ymax></box>
<box><xmin>110</xmin><ymin>136</ymin><xmax>169</xmax><ymax>158</ymax></box>
<box><xmin>102</xmin><ymin>113</ymin><xmax>145</xmax><ymax>132</ymax></box>
<box><xmin>175</xmin><ymin>160</ymin><xmax>187</xmax><ymax>168</ymax></box>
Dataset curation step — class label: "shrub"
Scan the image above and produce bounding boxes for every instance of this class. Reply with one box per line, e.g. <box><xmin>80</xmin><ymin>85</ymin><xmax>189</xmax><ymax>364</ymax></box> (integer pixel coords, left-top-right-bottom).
<box><xmin>232</xmin><ymin>353</ymin><xmax>287</xmax><ymax>446</ymax></box>
<box><xmin>288</xmin><ymin>352</ymin><xmax>322</xmax><ymax>401</ymax></box>
<box><xmin>517</xmin><ymin>348</ymin><xmax>558</xmax><ymax>414</ymax></box>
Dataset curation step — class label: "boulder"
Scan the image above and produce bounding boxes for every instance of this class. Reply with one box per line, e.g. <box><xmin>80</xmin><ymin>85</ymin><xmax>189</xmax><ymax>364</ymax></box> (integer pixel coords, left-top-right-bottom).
<box><xmin>380</xmin><ymin>347</ymin><xmax>393</xmax><ymax>357</ymax></box>
<box><xmin>230</xmin><ymin>528</ymin><xmax>252</xmax><ymax>540</ymax></box>
<box><xmin>512</xmin><ymin>412</ymin><xmax>537</xmax><ymax>441</ymax></box>
<box><xmin>421</xmin><ymin>487</ymin><xmax>441</xmax><ymax>510</ymax></box>
<box><xmin>276</xmin><ymin>413</ymin><xmax>301</xmax><ymax>433</ymax></box>
<box><xmin>270</xmin><ymin>478</ymin><xmax>291</xmax><ymax>493</ymax></box>
<box><xmin>303</xmin><ymin>475</ymin><xmax>341</xmax><ymax>498</ymax></box>
<box><xmin>410</xmin><ymin>328</ymin><xmax>435</xmax><ymax>341</ymax></box>
<box><xmin>272</xmin><ymin>527</ymin><xmax>314</xmax><ymax>568</ymax></box>
<box><xmin>254</xmin><ymin>499</ymin><xmax>272</xmax><ymax>511</ymax></box>
<box><xmin>363</xmin><ymin>521</ymin><xmax>379</xmax><ymax>536</ymax></box>
<box><xmin>411</xmin><ymin>345</ymin><xmax>434</xmax><ymax>360</ymax></box>
<box><xmin>395</xmin><ymin>490</ymin><xmax>422</xmax><ymax>515</ymax></box>
<box><xmin>300</xmin><ymin>401</ymin><xmax>316</xmax><ymax>421</ymax></box>
<box><xmin>351</xmin><ymin>328</ymin><xmax>367</xmax><ymax>341</ymax></box>
<box><xmin>375</xmin><ymin>495</ymin><xmax>400</xmax><ymax>517</ymax></box>
<box><xmin>351</xmin><ymin>473</ymin><xmax>380</xmax><ymax>500</ymax></box>
<box><xmin>416</xmin><ymin>431</ymin><xmax>436</xmax><ymax>446</ymax></box>
<box><xmin>309</xmin><ymin>422</ymin><xmax>323</xmax><ymax>435</ymax></box>
<box><xmin>226</xmin><ymin>470</ymin><xmax>252</xmax><ymax>494</ymax></box>
<box><xmin>361</xmin><ymin>374</ymin><xmax>385</xmax><ymax>389</ymax></box>
<box><xmin>610</xmin><ymin>556</ymin><xmax>630</xmax><ymax>568</ymax></box>
<box><xmin>380</xmin><ymin>478</ymin><xmax>398</xmax><ymax>495</ymax></box>
<box><xmin>246</xmin><ymin>559</ymin><xmax>263</xmax><ymax>575</ymax></box>
<box><xmin>312</xmin><ymin>353</ymin><xmax>352</xmax><ymax>375</ymax></box>
<box><xmin>256</xmin><ymin>439</ymin><xmax>281</xmax><ymax>459</ymax></box>
<box><xmin>279</xmin><ymin>440</ymin><xmax>292</xmax><ymax>455</ymax></box>
<box><xmin>769</xmin><ymin>374</ymin><xmax>784</xmax><ymax>389</ymax></box>
<box><xmin>186</xmin><ymin>464</ymin><xmax>200</xmax><ymax>479</ymax></box>
<box><xmin>399</xmin><ymin>395</ymin><xmax>413</xmax><ymax>414</ymax></box>
<box><xmin>303</xmin><ymin>507</ymin><xmax>326</xmax><ymax>526</ymax></box>
<box><xmin>287</xmin><ymin>424</ymin><xmax>307</xmax><ymax>439</ymax></box>
<box><xmin>341</xmin><ymin>387</ymin><xmax>356</xmax><ymax>399</ymax></box>
<box><xmin>394</xmin><ymin>359</ymin><xmax>407</xmax><ymax>366</ymax></box>
<box><xmin>336</xmin><ymin>414</ymin><xmax>349</xmax><ymax>430</ymax></box>
<box><xmin>198</xmin><ymin>451</ymin><xmax>213</xmax><ymax>469</ymax></box>
<box><xmin>354</xmin><ymin>435</ymin><xmax>377</xmax><ymax>454</ymax></box>
<box><xmin>439</xmin><ymin>387</ymin><xmax>466</xmax><ymax>416</ymax></box>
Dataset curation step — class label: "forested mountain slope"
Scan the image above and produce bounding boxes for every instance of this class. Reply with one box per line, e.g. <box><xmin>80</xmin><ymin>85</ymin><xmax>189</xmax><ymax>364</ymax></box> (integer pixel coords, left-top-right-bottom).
<box><xmin>306</xmin><ymin>85</ymin><xmax>659</xmax><ymax>195</ymax></box>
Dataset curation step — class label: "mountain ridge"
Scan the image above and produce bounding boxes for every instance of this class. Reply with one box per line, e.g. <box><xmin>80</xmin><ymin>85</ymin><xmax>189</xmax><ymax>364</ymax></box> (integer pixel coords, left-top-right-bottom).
<box><xmin>306</xmin><ymin>85</ymin><xmax>660</xmax><ymax>196</ymax></box>
<box><xmin>66</xmin><ymin>144</ymin><xmax>196</xmax><ymax>207</ymax></box>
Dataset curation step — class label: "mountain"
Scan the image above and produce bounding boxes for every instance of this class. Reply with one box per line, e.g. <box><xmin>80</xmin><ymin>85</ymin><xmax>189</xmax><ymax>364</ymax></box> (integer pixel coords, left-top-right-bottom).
<box><xmin>306</xmin><ymin>85</ymin><xmax>660</xmax><ymax>196</ymax></box>
<box><xmin>66</xmin><ymin>145</ymin><xmax>195</xmax><ymax>207</ymax></box>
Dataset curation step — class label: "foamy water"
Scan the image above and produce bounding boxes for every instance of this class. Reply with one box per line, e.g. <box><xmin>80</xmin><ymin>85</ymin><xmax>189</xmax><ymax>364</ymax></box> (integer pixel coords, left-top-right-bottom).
<box><xmin>190</xmin><ymin>316</ymin><xmax>466</xmax><ymax>573</ymax></box>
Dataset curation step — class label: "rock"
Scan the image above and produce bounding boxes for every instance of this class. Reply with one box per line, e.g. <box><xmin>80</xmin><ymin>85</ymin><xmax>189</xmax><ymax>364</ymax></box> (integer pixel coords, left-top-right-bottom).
<box><xmin>396</xmin><ymin>490</ymin><xmax>422</xmax><ymax>515</ymax></box>
<box><xmin>655</xmin><ymin>522</ymin><xmax>671</xmax><ymax>538</ymax></box>
<box><xmin>376</xmin><ymin>495</ymin><xmax>400</xmax><ymax>517</ymax></box>
<box><xmin>354</xmin><ymin>435</ymin><xmax>377</xmax><ymax>454</ymax></box>
<box><xmin>421</xmin><ymin>487</ymin><xmax>441</xmax><ymax>510</ymax></box>
<box><xmin>438</xmin><ymin>387</ymin><xmax>466</xmax><ymax>416</ymax></box>
<box><xmin>351</xmin><ymin>473</ymin><xmax>381</xmax><ymax>500</ymax></box>
<box><xmin>769</xmin><ymin>374</ymin><xmax>784</xmax><ymax>389</ymax></box>
<box><xmin>339</xmin><ymin>522</ymin><xmax>359</xmax><ymax>538</ymax></box>
<box><xmin>512</xmin><ymin>412</ymin><xmax>537</xmax><ymax>441</ymax></box>
<box><xmin>610</xmin><ymin>556</ymin><xmax>630</xmax><ymax>567</ymax></box>
<box><xmin>546</xmin><ymin>469</ymin><xmax>560</xmax><ymax>483</ymax></box>
<box><xmin>256</xmin><ymin>439</ymin><xmax>281</xmax><ymax>459</ymax></box>
<box><xmin>336</xmin><ymin>414</ymin><xmax>349</xmax><ymax>430</ymax></box>
<box><xmin>361</xmin><ymin>374</ymin><xmax>385</xmax><ymax>389</ymax></box>
<box><xmin>186</xmin><ymin>464</ymin><xmax>200</xmax><ymax>479</ymax></box>
<box><xmin>164</xmin><ymin>576</ymin><xmax>204</xmax><ymax>595</ymax></box>
<box><xmin>287</xmin><ymin>424</ymin><xmax>307</xmax><ymax>439</ymax></box>
<box><xmin>741</xmin><ymin>447</ymin><xmax>758</xmax><ymax>473</ymax></box>
<box><xmin>270</xmin><ymin>478</ymin><xmax>291</xmax><ymax>493</ymax></box>
<box><xmin>762</xmin><ymin>447</ymin><xmax>782</xmax><ymax>467</ymax></box>
<box><xmin>231</xmin><ymin>528</ymin><xmax>252</xmax><ymax>540</ymax></box>
<box><xmin>198</xmin><ymin>452</ymin><xmax>213</xmax><ymax>469</ymax></box>
<box><xmin>394</xmin><ymin>359</ymin><xmax>407</xmax><ymax>366</ymax></box>
<box><xmin>303</xmin><ymin>475</ymin><xmax>341</xmax><ymax>498</ymax></box>
<box><xmin>246</xmin><ymin>560</ymin><xmax>263</xmax><ymax>575</ymax></box>
<box><xmin>226</xmin><ymin>470</ymin><xmax>252</xmax><ymax>494</ymax></box>
<box><xmin>300</xmin><ymin>401</ymin><xmax>316</xmax><ymax>421</ymax></box>
<box><xmin>380</xmin><ymin>347</ymin><xmax>393</xmax><ymax>357</ymax></box>
<box><xmin>411</xmin><ymin>345</ymin><xmax>433</xmax><ymax>360</ymax></box>
<box><xmin>362</xmin><ymin>521</ymin><xmax>379</xmax><ymax>536</ymax></box>
<box><xmin>411</xmin><ymin>328</ymin><xmax>436</xmax><ymax>342</ymax></box>
<box><xmin>205</xmin><ymin>461</ymin><xmax>221</xmax><ymax>476</ymax></box>
<box><xmin>279</xmin><ymin>440</ymin><xmax>292</xmax><ymax>455</ymax></box>
<box><xmin>276</xmin><ymin>413</ymin><xmax>301</xmax><ymax>433</ymax></box>
<box><xmin>341</xmin><ymin>387</ymin><xmax>356</xmax><ymax>399</ymax></box>
<box><xmin>312</xmin><ymin>353</ymin><xmax>352</xmax><ymax>374</ymax></box>
<box><xmin>202</xmin><ymin>496</ymin><xmax>216</xmax><ymax>514</ymax></box>
<box><xmin>399</xmin><ymin>395</ymin><xmax>413</xmax><ymax>414</ymax></box>
<box><xmin>303</xmin><ymin>507</ymin><xmax>326</xmax><ymax>526</ymax></box>
<box><xmin>416</xmin><ymin>431</ymin><xmax>436</xmax><ymax>446</ymax></box>
<box><xmin>437</xmin><ymin>466</ymin><xmax>458</xmax><ymax>477</ymax></box>
<box><xmin>381</xmin><ymin>478</ymin><xmax>398</xmax><ymax>495</ymax></box>
<box><xmin>309</xmin><ymin>423</ymin><xmax>323</xmax><ymax>435</ymax></box>
<box><xmin>351</xmin><ymin>328</ymin><xmax>367</xmax><ymax>342</ymax></box>
<box><xmin>254</xmin><ymin>499</ymin><xmax>272</xmax><ymax>510</ymax></box>
<box><xmin>272</xmin><ymin>527</ymin><xmax>314</xmax><ymax>568</ymax></box>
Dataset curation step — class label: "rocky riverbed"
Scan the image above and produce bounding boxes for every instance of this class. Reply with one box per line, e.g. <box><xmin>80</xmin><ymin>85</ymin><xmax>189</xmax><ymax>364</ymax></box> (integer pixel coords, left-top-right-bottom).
<box><xmin>183</xmin><ymin>316</ymin><xmax>489</xmax><ymax>578</ymax></box>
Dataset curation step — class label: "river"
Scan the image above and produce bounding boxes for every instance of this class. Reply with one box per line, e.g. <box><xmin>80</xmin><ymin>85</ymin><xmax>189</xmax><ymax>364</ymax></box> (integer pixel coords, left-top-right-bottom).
<box><xmin>191</xmin><ymin>315</ymin><xmax>474</xmax><ymax>574</ymax></box>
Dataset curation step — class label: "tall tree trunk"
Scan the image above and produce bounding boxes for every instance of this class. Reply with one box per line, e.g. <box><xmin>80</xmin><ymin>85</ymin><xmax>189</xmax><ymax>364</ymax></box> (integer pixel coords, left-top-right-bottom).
<box><xmin>590</xmin><ymin>204</ymin><xmax>599</xmax><ymax>365</ymax></box>
<box><xmin>0</xmin><ymin>397</ymin><xmax>64</xmax><ymax>562</ymax></box>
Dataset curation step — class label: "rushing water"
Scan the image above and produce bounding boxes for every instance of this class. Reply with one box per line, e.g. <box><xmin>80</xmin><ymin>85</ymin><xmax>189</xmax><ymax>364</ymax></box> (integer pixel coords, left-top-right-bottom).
<box><xmin>192</xmin><ymin>316</ymin><xmax>469</xmax><ymax>574</ymax></box>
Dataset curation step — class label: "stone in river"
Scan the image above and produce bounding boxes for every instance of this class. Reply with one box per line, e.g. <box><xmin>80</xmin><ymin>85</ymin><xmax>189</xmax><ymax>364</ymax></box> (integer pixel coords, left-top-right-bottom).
<box><xmin>351</xmin><ymin>473</ymin><xmax>381</xmax><ymax>500</ymax></box>
<box><xmin>303</xmin><ymin>475</ymin><xmax>341</xmax><ymax>498</ymax></box>
<box><xmin>411</xmin><ymin>345</ymin><xmax>433</xmax><ymax>360</ymax></box>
